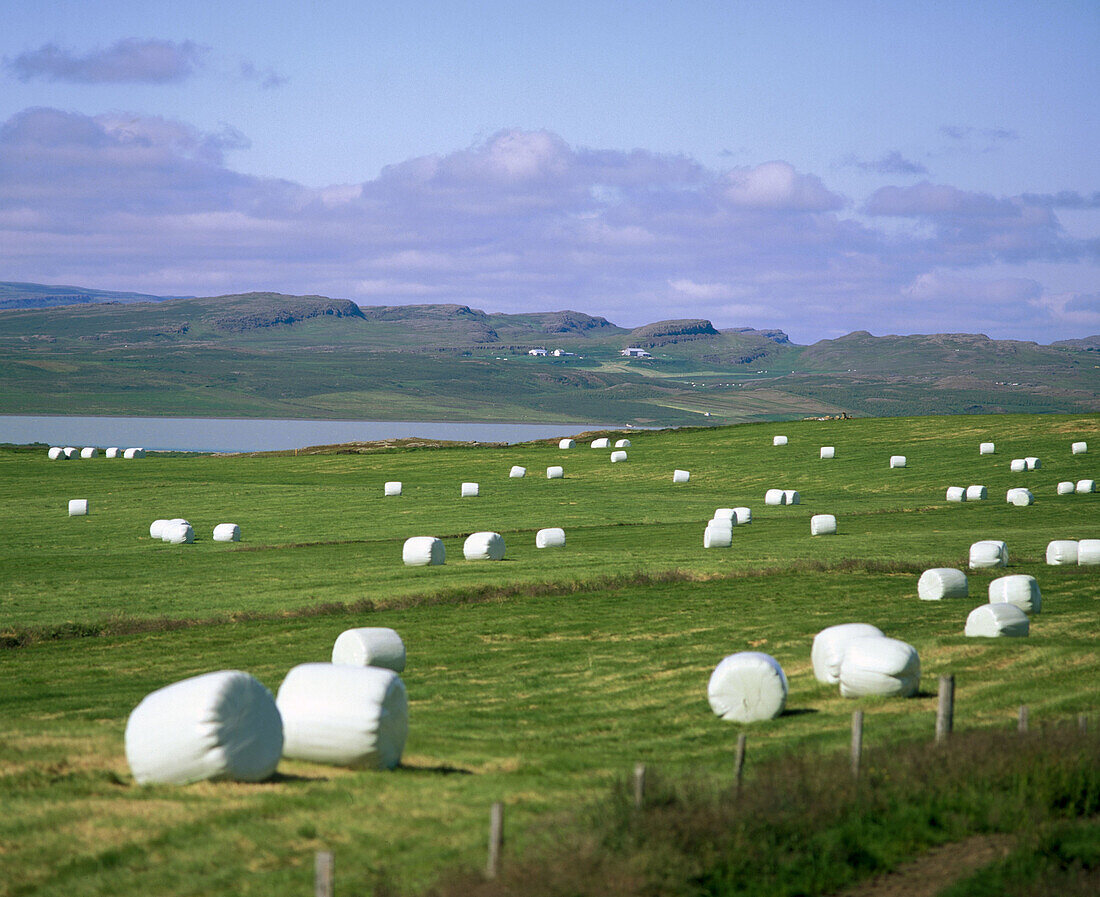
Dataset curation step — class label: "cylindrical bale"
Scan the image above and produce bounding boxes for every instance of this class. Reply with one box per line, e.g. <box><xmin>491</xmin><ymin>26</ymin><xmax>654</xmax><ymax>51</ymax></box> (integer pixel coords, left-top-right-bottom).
<box><xmin>1071</xmin><ymin>441</ymin><xmax>1087</xmax><ymax>454</ymax></box>
<box><xmin>946</xmin><ymin>486</ymin><xmax>967</xmax><ymax>502</ymax></box>
<box><xmin>707</xmin><ymin>652</ymin><xmax>788</xmax><ymax>722</ymax></box>
<box><xmin>590</xmin><ymin>437</ymin><xmax>610</xmax><ymax>449</ymax></box>
<box><xmin>810</xmin><ymin>514</ymin><xmax>837</xmax><ymax>535</ymax></box>
<box><xmin>673</xmin><ymin>469</ymin><xmax>690</xmax><ymax>483</ymax></box>
<box><xmin>733</xmin><ymin>507</ymin><xmax>752</xmax><ymax>524</ymax></box>
<box><xmin>965</xmin><ymin>603</ymin><xmax>1029</xmax><ymax>638</ymax></box>
<box><xmin>80</xmin><ymin>447</ymin><xmax>98</xmax><ymax>459</ymax></box>
<box><xmin>105</xmin><ymin>447</ymin><xmax>120</xmax><ymax>458</ymax></box>
<box><xmin>1057</xmin><ymin>481</ymin><xmax>1075</xmax><ymax>495</ymax></box>
<box><xmin>703</xmin><ymin>523</ymin><xmax>733</xmax><ymax>548</ymax></box>
<box><xmin>149</xmin><ymin>519</ymin><xmax>171</xmax><ymax>539</ymax></box>
<box><xmin>918</xmin><ymin>568</ymin><xmax>968</xmax><ymax>601</ymax></box>
<box><xmin>783</xmin><ymin>489</ymin><xmax>800</xmax><ymax>505</ymax></box>
<box><xmin>546</xmin><ymin>466</ymin><xmax>564</xmax><ymax>479</ymax></box>
<box><xmin>212</xmin><ymin>523</ymin><xmax>240</xmax><ymax>542</ymax></box>
<box><xmin>535</xmin><ymin>527</ymin><xmax>565</xmax><ymax>548</ymax></box>
<box><xmin>509</xmin><ymin>466</ymin><xmax>526</xmax><ymax>478</ymax></box>
<box><xmin>1010</xmin><ymin>458</ymin><xmax>1027</xmax><ymax>472</ymax></box>
<box><xmin>63</xmin><ymin>447</ymin><xmax>78</xmax><ymax>459</ymax></box>
<box><xmin>765</xmin><ymin>489</ymin><xmax>786</xmax><ymax>506</ymax></box>
<box><xmin>402</xmin><ymin>536</ymin><xmax>444</xmax><ymax>566</ymax></box>
<box><xmin>1077</xmin><ymin>479</ymin><xmax>1095</xmax><ymax>494</ymax></box>
<box><xmin>277</xmin><ymin>663</ymin><xmax>408</xmax><ymax>769</ymax></box>
<box><xmin>558</xmin><ymin>438</ymin><xmax>575</xmax><ymax>449</ymax></box>
<box><xmin>989</xmin><ymin>574</ymin><xmax>1041</xmax><ymax>614</ymax></box>
<box><xmin>332</xmin><ymin>627</ymin><xmax>406</xmax><ymax>672</ymax></box>
<box><xmin>713</xmin><ymin>508</ymin><xmax>736</xmax><ymax>521</ymax></box>
<box><xmin>969</xmin><ymin>540</ymin><xmax>1008</xmax><ymax>568</ymax></box>
<box><xmin>889</xmin><ymin>455</ymin><xmax>907</xmax><ymax>468</ymax></box>
<box><xmin>1077</xmin><ymin>539</ymin><xmax>1100</xmax><ymax>565</ymax></box>
<box><xmin>979</xmin><ymin>442</ymin><xmax>995</xmax><ymax>455</ymax></box>
<box><xmin>838</xmin><ymin>637</ymin><xmax>920</xmax><ymax>698</ymax></box>
<box><xmin>384</xmin><ymin>481</ymin><xmax>402</xmax><ymax>496</ymax></box>
<box><xmin>68</xmin><ymin>499</ymin><xmax>88</xmax><ymax>516</ymax></box>
<box><xmin>1025</xmin><ymin>457</ymin><xmax>1041</xmax><ymax>470</ymax></box>
<box><xmin>1046</xmin><ymin>540</ymin><xmax>1078</xmax><ymax>565</ymax></box>
<box><xmin>461</xmin><ymin>481</ymin><xmax>480</xmax><ymax>496</ymax></box>
<box><xmin>610</xmin><ymin>450</ymin><xmax>627</xmax><ymax>462</ymax></box>
<box><xmin>1006</xmin><ymin>488</ymin><xmax>1034</xmax><ymax>506</ymax></box>
<box><xmin>125</xmin><ymin>670</ymin><xmax>283</xmax><ymax>785</ymax></box>
<box><xmin>464</xmin><ymin>531</ymin><xmax>506</xmax><ymax>561</ymax></box>
<box><xmin>123</xmin><ymin>448</ymin><xmax>138</xmax><ymax>459</ymax></box>
<box><xmin>772</xmin><ymin>435</ymin><xmax>788</xmax><ymax>446</ymax></box>
<box><xmin>47</xmin><ymin>446</ymin><xmax>63</xmax><ymax>460</ymax></box>
<box><xmin>820</xmin><ymin>446</ymin><xmax>835</xmax><ymax>459</ymax></box>
<box><xmin>966</xmin><ymin>485</ymin><xmax>988</xmax><ymax>500</ymax></box>
<box><xmin>614</xmin><ymin>438</ymin><xmax>631</xmax><ymax>448</ymax></box>
<box><xmin>163</xmin><ymin>522</ymin><xmax>194</xmax><ymax>544</ymax></box>
<box><xmin>811</xmin><ymin>623</ymin><xmax>884</xmax><ymax>685</ymax></box>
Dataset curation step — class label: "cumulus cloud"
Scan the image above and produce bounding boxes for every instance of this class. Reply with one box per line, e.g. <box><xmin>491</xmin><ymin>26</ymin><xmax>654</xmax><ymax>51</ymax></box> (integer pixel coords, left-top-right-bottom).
<box><xmin>843</xmin><ymin>151</ymin><xmax>928</xmax><ymax>176</ymax></box>
<box><xmin>1020</xmin><ymin>191</ymin><xmax>1100</xmax><ymax>209</ymax></box>
<box><xmin>6</xmin><ymin>39</ymin><xmax>207</xmax><ymax>84</ymax></box>
<box><xmin>0</xmin><ymin>110</ymin><xmax>1094</xmax><ymax>341</ymax></box>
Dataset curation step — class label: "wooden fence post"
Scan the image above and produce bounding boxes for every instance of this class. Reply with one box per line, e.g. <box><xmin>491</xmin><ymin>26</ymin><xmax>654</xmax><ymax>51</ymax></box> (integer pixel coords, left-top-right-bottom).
<box><xmin>1018</xmin><ymin>705</ymin><xmax>1029</xmax><ymax>733</ymax></box>
<box><xmin>734</xmin><ymin>732</ymin><xmax>747</xmax><ymax>793</ymax></box>
<box><xmin>633</xmin><ymin>763</ymin><xmax>646</xmax><ymax>808</ymax></box>
<box><xmin>315</xmin><ymin>851</ymin><xmax>334</xmax><ymax>897</ymax></box>
<box><xmin>851</xmin><ymin>710</ymin><xmax>864</xmax><ymax>780</ymax></box>
<box><xmin>935</xmin><ymin>675</ymin><xmax>955</xmax><ymax>743</ymax></box>
<box><xmin>486</xmin><ymin>801</ymin><xmax>504</xmax><ymax>880</ymax></box>
<box><xmin>1079</xmin><ymin>713</ymin><xmax>1088</xmax><ymax>734</ymax></box>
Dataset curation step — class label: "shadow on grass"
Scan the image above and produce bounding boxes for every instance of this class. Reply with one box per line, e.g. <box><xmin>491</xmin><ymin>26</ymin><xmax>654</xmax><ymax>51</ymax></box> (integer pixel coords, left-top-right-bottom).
<box><xmin>398</xmin><ymin>761</ymin><xmax>475</xmax><ymax>776</ymax></box>
<box><xmin>780</xmin><ymin>707</ymin><xmax>819</xmax><ymax>718</ymax></box>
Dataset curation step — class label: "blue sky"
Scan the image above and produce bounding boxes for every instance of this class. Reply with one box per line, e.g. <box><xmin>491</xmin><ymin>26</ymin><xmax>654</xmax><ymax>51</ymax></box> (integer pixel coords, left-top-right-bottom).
<box><xmin>1</xmin><ymin>0</ymin><xmax>1097</xmax><ymax>342</ymax></box>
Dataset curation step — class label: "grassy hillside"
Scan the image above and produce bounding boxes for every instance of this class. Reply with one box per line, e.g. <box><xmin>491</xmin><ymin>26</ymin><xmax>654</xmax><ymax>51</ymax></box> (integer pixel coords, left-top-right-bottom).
<box><xmin>1</xmin><ymin>413</ymin><xmax>1098</xmax><ymax>895</ymax></box>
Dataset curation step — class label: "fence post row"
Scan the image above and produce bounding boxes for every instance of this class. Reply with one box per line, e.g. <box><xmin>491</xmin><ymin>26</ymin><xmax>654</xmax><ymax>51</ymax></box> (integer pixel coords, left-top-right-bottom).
<box><xmin>1018</xmin><ymin>705</ymin><xmax>1029</xmax><ymax>733</ymax></box>
<box><xmin>315</xmin><ymin>851</ymin><xmax>334</xmax><ymax>897</ymax></box>
<box><xmin>935</xmin><ymin>675</ymin><xmax>955</xmax><ymax>744</ymax></box>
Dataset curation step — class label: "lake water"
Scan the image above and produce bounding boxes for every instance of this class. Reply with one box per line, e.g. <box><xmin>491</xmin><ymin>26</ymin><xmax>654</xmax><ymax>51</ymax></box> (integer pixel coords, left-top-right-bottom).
<box><xmin>0</xmin><ymin>414</ymin><xmax>619</xmax><ymax>453</ymax></box>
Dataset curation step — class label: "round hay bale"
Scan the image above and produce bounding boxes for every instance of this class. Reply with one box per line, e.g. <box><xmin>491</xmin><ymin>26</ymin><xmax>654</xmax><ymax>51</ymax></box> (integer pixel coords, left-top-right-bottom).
<box><xmin>838</xmin><ymin>637</ymin><xmax>920</xmax><ymax>698</ymax></box>
<box><xmin>810</xmin><ymin>514</ymin><xmax>837</xmax><ymax>535</ymax></box>
<box><xmin>535</xmin><ymin>527</ymin><xmax>565</xmax><ymax>548</ymax></box>
<box><xmin>1071</xmin><ymin>441</ymin><xmax>1087</xmax><ymax>454</ymax></box>
<box><xmin>610</xmin><ymin>450</ymin><xmax>628</xmax><ymax>462</ymax></box>
<box><xmin>463</xmin><ymin>531</ymin><xmax>505</xmax><ymax>561</ymax></box>
<box><xmin>946</xmin><ymin>486</ymin><xmax>967</xmax><ymax>502</ymax></box>
<box><xmin>969</xmin><ymin>540</ymin><xmax>1008</xmax><ymax>568</ymax></box>
<box><xmin>966</xmin><ymin>485</ymin><xmax>988</xmax><ymax>501</ymax></box>
<box><xmin>402</xmin><ymin>536</ymin><xmax>444</xmax><ymax>566</ymax></box>
<box><xmin>125</xmin><ymin>670</ymin><xmax>283</xmax><ymax>785</ymax></box>
<box><xmin>509</xmin><ymin>465</ymin><xmax>526</xmax><ymax>478</ymax></box>
<box><xmin>614</xmin><ymin>438</ymin><xmax>631</xmax><ymax>448</ymax></box>
<box><xmin>1057</xmin><ymin>481</ymin><xmax>1075</xmax><ymax>495</ymax></box>
<box><xmin>713</xmin><ymin>508</ymin><xmax>736</xmax><ymax>521</ymax></box>
<box><xmin>965</xmin><ymin>603</ymin><xmax>1029</xmax><ymax>638</ymax></box>
<box><xmin>1076</xmin><ymin>479</ymin><xmax>1095</xmax><ymax>494</ymax></box>
<box><xmin>1045</xmin><ymin>540</ymin><xmax>1078</xmax><ymax>565</ymax></box>
<box><xmin>460</xmin><ymin>481</ymin><xmax>480</xmax><ymax>496</ymax></box>
<box><xmin>149</xmin><ymin>519</ymin><xmax>171</xmax><ymax>539</ymax></box>
<box><xmin>733</xmin><ymin>507</ymin><xmax>752</xmax><ymax>524</ymax></box>
<box><xmin>546</xmin><ymin>466</ymin><xmax>564</xmax><ymax>479</ymax></box>
<box><xmin>1025</xmin><ymin>457</ymin><xmax>1041</xmax><ymax>470</ymax></box>
<box><xmin>212</xmin><ymin>523</ymin><xmax>240</xmax><ymax>542</ymax></box>
<box><xmin>989</xmin><ymin>574</ymin><xmax>1041</xmax><ymax>614</ymax></box>
<box><xmin>590</xmin><ymin>437</ymin><xmax>610</xmax><ymax>449</ymax></box>
<box><xmin>889</xmin><ymin>455</ymin><xmax>907</xmax><ymax>468</ymax></box>
<box><xmin>1077</xmin><ymin>539</ymin><xmax>1100</xmax><ymax>565</ymax></box>
<box><xmin>772</xmin><ymin>435</ymin><xmax>788</xmax><ymax>446</ymax></box>
<box><xmin>765</xmin><ymin>489</ymin><xmax>786</xmax><ymax>506</ymax></box>
<box><xmin>1010</xmin><ymin>458</ymin><xmax>1027</xmax><ymax>472</ymax></box>
<box><xmin>47</xmin><ymin>446</ymin><xmax>63</xmax><ymax>460</ymax></box>
<box><xmin>62</xmin><ymin>447</ymin><xmax>78</xmax><ymax>459</ymax></box>
<box><xmin>384</xmin><ymin>481</ymin><xmax>402</xmax><ymax>497</ymax></box>
<box><xmin>558</xmin><ymin>438</ymin><xmax>575</xmax><ymax>449</ymax></box>
<box><xmin>123</xmin><ymin>448</ymin><xmax>138</xmax><ymax>459</ymax></box>
<box><xmin>163</xmin><ymin>521</ymin><xmax>194</xmax><ymax>544</ymax></box>
<box><xmin>812</xmin><ymin>623</ymin><xmax>885</xmax><ymax>685</ymax></box>
<box><xmin>277</xmin><ymin>663</ymin><xmax>408</xmax><ymax>769</ymax></box>
<box><xmin>979</xmin><ymin>442</ymin><xmax>995</xmax><ymax>455</ymax></box>
<box><xmin>332</xmin><ymin>627</ymin><xmax>406</xmax><ymax>672</ymax></box>
<box><xmin>707</xmin><ymin>652</ymin><xmax>788</xmax><ymax>722</ymax></box>
<box><xmin>820</xmin><ymin>446</ymin><xmax>835</xmax><ymax>459</ymax></box>
<box><xmin>68</xmin><ymin>499</ymin><xmax>88</xmax><ymax>516</ymax></box>
<box><xmin>672</xmin><ymin>469</ymin><xmax>690</xmax><ymax>483</ymax></box>
<box><xmin>918</xmin><ymin>568</ymin><xmax>968</xmax><ymax>601</ymax></box>
<box><xmin>1006</xmin><ymin>487</ymin><xmax>1034</xmax><ymax>507</ymax></box>
<box><xmin>80</xmin><ymin>447</ymin><xmax>98</xmax><ymax>459</ymax></box>
<box><xmin>703</xmin><ymin>523</ymin><xmax>732</xmax><ymax>548</ymax></box>
<box><xmin>105</xmin><ymin>447</ymin><xmax>120</xmax><ymax>458</ymax></box>
<box><xmin>783</xmin><ymin>489</ymin><xmax>800</xmax><ymax>505</ymax></box>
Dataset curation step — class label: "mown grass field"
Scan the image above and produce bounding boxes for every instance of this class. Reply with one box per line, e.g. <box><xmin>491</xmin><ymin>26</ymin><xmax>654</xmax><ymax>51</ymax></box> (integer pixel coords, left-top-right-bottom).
<box><xmin>1</xmin><ymin>413</ymin><xmax>1098</xmax><ymax>896</ymax></box>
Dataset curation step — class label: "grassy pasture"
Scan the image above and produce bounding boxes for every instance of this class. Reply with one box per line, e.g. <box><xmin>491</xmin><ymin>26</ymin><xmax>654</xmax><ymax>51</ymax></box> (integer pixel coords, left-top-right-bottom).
<box><xmin>0</xmin><ymin>413</ymin><xmax>1098</xmax><ymax>896</ymax></box>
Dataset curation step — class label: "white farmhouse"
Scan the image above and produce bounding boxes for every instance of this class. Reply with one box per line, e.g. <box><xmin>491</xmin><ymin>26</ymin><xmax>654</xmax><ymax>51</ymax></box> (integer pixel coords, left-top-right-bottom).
<box><xmin>620</xmin><ymin>347</ymin><xmax>652</xmax><ymax>358</ymax></box>
<box><xmin>527</xmin><ymin>348</ymin><xmax>548</xmax><ymax>356</ymax></box>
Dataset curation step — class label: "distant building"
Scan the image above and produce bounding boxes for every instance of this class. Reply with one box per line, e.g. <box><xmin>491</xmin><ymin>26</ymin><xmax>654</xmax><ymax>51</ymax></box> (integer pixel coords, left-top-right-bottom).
<box><xmin>551</xmin><ymin>349</ymin><xmax>575</xmax><ymax>357</ymax></box>
<box><xmin>620</xmin><ymin>347</ymin><xmax>652</xmax><ymax>358</ymax></box>
<box><xmin>527</xmin><ymin>348</ymin><xmax>548</xmax><ymax>356</ymax></box>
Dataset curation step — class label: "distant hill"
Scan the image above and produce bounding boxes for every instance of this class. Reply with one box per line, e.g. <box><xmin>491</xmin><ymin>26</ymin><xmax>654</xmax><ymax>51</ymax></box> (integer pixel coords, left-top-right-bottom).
<box><xmin>0</xmin><ymin>281</ymin><xmax>179</xmax><ymax>310</ymax></box>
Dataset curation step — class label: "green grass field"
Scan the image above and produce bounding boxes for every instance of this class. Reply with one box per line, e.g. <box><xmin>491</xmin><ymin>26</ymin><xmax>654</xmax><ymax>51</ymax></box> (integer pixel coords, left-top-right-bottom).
<box><xmin>1</xmin><ymin>413</ymin><xmax>1098</xmax><ymax>896</ymax></box>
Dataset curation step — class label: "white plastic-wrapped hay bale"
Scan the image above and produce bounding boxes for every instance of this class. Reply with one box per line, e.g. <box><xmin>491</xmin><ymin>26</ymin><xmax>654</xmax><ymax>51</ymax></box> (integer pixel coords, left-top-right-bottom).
<box><xmin>1071</xmin><ymin>441</ymin><xmax>1087</xmax><ymax>454</ymax></box>
<box><xmin>765</xmin><ymin>489</ymin><xmax>786</xmax><ymax>506</ymax></box>
<box><xmin>163</xmin><ymin>521</ymin><xmax>194</xmax><ymax>544</ymax></box>
<box><xmin>989</xmin><ymin>575</ymin><xmax>1041</xmax><ymax>614</ymax></box>
<box><xmin>509</xmin><ymin>465</ymin><xmax>526</xmax><ymax>478</ymax></box>
<box><xmin>838</xmin><ymin>637</ymin><xmax>920</xmax><ymax>698</ymax></box>
<box><xmin>590</xmin><ymin>437</ymin><xmax>610</xmax><ymax>449</ymax></box>
<box><xmin>47</xmin><ymin>446</ymin><xmax>63</xmax><ymax>460</ymax></box>
<box><xmin>707</xmin><ymin>652</ymin><xmax>788</xmax><ymax>722</ymax></box>
<box><xmin>1057</xmin><ymin>481</ymin><xmax>1075</xmax><ymax>495</ymax></box>
<box><xmin>946</xmin><ymin>487</ymin><xmax>967</xmax><ymax>502</ymax></box>
<box><xmin>546</xmin><ymin>466</ymin><xmax>564</xmax><ymax>479</ymax></box>
<box><xmin>402</xmin><ymin>536</ymin><xmax>444</xmax><ymax>566</ymax></box>
<box><xmin>610</xmin><ymin>450</ymin><xmax>628</xmax><ymax>463</ymax></box>
<box><xmin>773</xmin><ymin>435</ymin><xmax>788</xmax><ymax>446</ymax></box>
<box><xmin>889</xmin><ymin>455</ymin><xmax>907</xmax><ymax>468</ymax></box>
<box><xmin>277</xmin><ymin>663</ymin><xmax>407</xmax><ymax>769</ymax></box>
<box><xmin>461</xmin><ymin>481</ymin><xmax>480</xmax><ymax>496</ymax></box>
<box><xmin>384</xmin><ymin>481</ymin><xmax>402</xmax><ymax>497</ymax></box>
<box><xmin>63</xmin><ymin>446</ymin><xmax>78</xmax><ymax>459</ymax></box>
<box><xmin>1078</xmin><ymin>539</ymin><xmax>1100</xmax><ymax>565</ymax></box>
<box><xmin>965</xmin><ymin>603</ymin><xmax>1029</xmax><ymax>638</ymax></box>
<box><xmin>1045</xmin><ymin>540</ymin><xmax>1078</xmax><ymax>565</ymax></box>
<box><xmin>918</xmin><ymin>568</ymin><xmax>968</xmax><ymax>601</ymax></box>
<box><xmin>713</xmin><ymin>508</ymin><xmax>736</xmax><ymax>522</ymax></box>
<box><xmin>614</xmin><ymin>438</ymin><xmax>631</xmax><ymax>448</ymax></box>
<box><xmin>1077</xmin><ymin>479</ymin><xmax>1096</xmax><ymax>494</ymax></box>
<box><xmin>966</xmin><ymin>485</ymin><xmax>988</xmax><ymax>501</ymax></box>
<box><xmin>1010</xmin><ymin>458</ymin><xmax>1027</xmax><ymax>473</ymax></box>
<box><xmin>969</xmin><ymin>540</ymin><xmax>1008</xmax><ymax>568</ymax></box>
<box><xmin>463</xmin><ymin>531</ymin><xmax>505</xmax><ymax>561</ymax></box>
<box><xmin>733</xmin><ymin>507</ymin><xmax>752</xmax><ymax>525</ymax></box>
<box><xmin>105</xmin><ymin>447</ymin><xmax>120</xmax><ymax>458</ymax></box>
<box><xmin>149</xmin><ymin>518</ymin><xmax>171</xmax><ymax>539</ymax></box>
<box><xmin>212</xmin><ymin>523</ymin><xmax>240</xmax><ymax>543</ymax></box>
<box><xmin>812</xmin><ymin>623</ymin><xmax>885</xmax><ymax>685</ymax></box>
<box><xmin>703</xmin><ymin>522</ymin><xmax>733</xmax><ymax>549</ymax></box>
<box><xmin>783</xmin><ymin>489</ymin><xmax>800</xmax><ymax>505</ymax></box>
<box><xmin>1025</xmin><ymin>456</ymin><xmax>1041</xmax><ymax>470</ymax></box>
<box><xmin>1006</xmin><ymin>487</ymin><xmax>1034</xmax><ymax>507</ymax></box>
<box><xmin>535</xmin><ymin>527</ymin><xmax>565</xmax><ymax>548</ymax></box>
<box><xmin>979</xmin><ymin>442</ymin><xmax>995</xmax><ymax>455</ymax></box>
<box><xmin>810</xmin><ymin>514</ymin><xmax>837</xmax><ymax>535</ymax></box>
<box><xmin>673</xmin><ymin>469</ymin><xmax>690</xmax><ymax>483</ymax></box>
<box><xmin>558</xmin><ymin>438</ymin><xmax>575</xmax><ymax>449</ymax></box>
<box><xmin>125</xmin><ymin>670</ymin><xmax>283</xmax><ymax>785</ymax></box>
<box><xmin>68</xmin><ymin>499</ymin><xmax>88</xmax><ymax>516</ymax></box>
<box><xmin>123</xmin><ymin>448</ymin><xmax>139</xmax><ymax>459</ymax></box>
<box><xmin>332</xmin><ymin>627</ymin><xmax>406</xmax><ymax>672</ymax></box>
<box><xmin>80</xmin><ymin>447</ymin><xmax>98</xmax><ymax>459</ymax></box>
<box><xmin>820</xmin><ymin>446</ymin><xmax>835</xmax><ymax>459</ymax></box>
